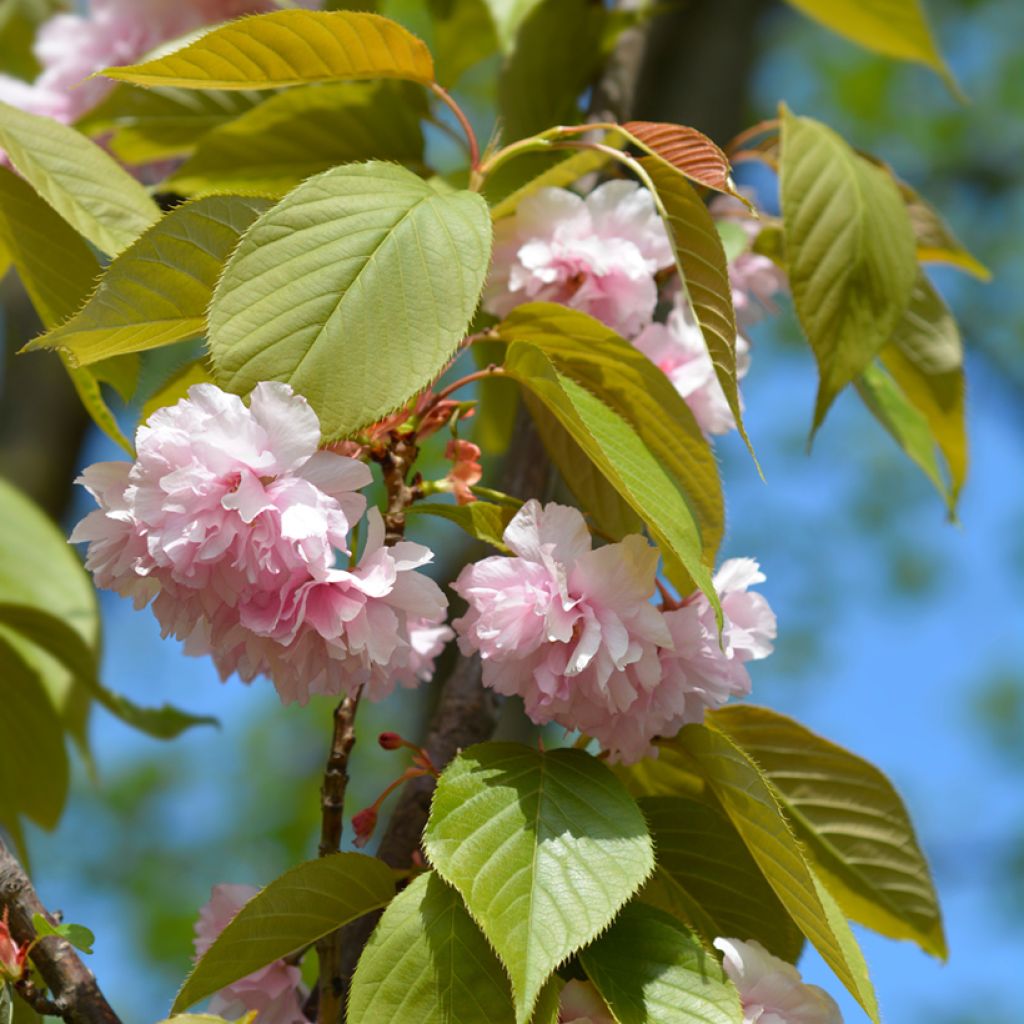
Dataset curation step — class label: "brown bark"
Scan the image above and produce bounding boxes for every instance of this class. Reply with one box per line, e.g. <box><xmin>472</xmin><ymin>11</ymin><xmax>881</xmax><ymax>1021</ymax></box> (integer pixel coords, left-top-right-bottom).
<box><xmin>0</xmin><ymin>837</ymin><xmax>121</xmax><ymax>1024</ymax></box>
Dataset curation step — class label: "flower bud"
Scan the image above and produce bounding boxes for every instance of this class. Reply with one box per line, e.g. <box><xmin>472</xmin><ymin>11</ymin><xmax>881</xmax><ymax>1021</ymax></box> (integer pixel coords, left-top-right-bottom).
<box><xmin>378</xmin><ymin>732</ymin><xmax>404</xmax><ymax>751</ymax></box>
<box><xmin>352</xmin><ymin>808</ymin><xmax>378</xmax><ymax>849</ymax></box>
<box><xmin>0</xmin><ymin>908</ymin><xmax>28</xmax><ymax>982</ymax></box>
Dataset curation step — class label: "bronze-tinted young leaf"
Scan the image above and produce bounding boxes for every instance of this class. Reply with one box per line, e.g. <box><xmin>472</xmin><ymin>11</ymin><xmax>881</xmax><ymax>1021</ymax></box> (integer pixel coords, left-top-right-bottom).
<box><xmin>779</xmin><ymin>107</ymin><xmax>916</xmax><ymax>434</ymax></box>
<box><xmin>711</xmin><ymin>704</ymin><xmax>947</xmax><ymax>960</ymax></box>
<box><xmin>103</xmin><ymin>10</ymin><xmax>435</xmax><ymax>90</ymax></box>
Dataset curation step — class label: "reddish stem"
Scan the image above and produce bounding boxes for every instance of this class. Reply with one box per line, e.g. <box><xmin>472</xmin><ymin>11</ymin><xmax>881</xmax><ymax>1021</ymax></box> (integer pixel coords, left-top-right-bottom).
<box><xmin>429</xmin><ymin>82</ymin><xmax>480</xmax><ymax>168</ymax></box>
<box><xmin>429</xmin><ymin>365</ymin><xmax>505</xmax><ymax>407</ymax></box>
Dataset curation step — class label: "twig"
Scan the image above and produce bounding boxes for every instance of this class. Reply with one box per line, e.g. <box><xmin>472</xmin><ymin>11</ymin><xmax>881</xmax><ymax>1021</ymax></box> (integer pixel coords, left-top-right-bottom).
<box><xmin>0</xmin><ymin>837</ymin><xmax>121</xmax><ymax>1024</ymax></box>
<box><xmin>429</xmin><ymin>83</ymin><xmax>480</xmax><ymax>169</ymax></box>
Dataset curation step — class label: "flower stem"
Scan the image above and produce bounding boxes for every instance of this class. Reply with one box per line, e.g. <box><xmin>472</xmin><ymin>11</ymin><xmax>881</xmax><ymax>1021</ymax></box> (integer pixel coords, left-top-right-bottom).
<box><xmin>429</xmin><ymin>82</ymin><xmax>480</xmax><ymax>170</ymax></box>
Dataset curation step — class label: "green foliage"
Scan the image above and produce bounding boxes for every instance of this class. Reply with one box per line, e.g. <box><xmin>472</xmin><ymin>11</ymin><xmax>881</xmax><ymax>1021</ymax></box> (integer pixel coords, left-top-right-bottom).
<box><xmin>0</xmin><ymin>100</ymin><xmax>159</xmax><ymax>256</ymax></box>
<box><xmin>639</xmin><ymin>155</ymin><xmax>753</xmax><ymax>459</ymax></box>
<box><xmin>142</xmin><ymin>360</ymin><xmax>215</xmax><ymax>421</ymax></box>
<box><xmin>487</xmin><ymin>146</ymin><xmax>616</xmax><ymax>220</ymax></box>
<box><xmin>781</xmin><ymin>0</ymin><xmax>955</xmax><ymax>87</ymax></box>
<box><xmin>0</xmin><ymin>984</ymin><xmax>11</xmax><ymax>1024</ymax></box>
<box><xmin>711</xmin><ymin>704</ymin><xmax>946</xmax><ymax>960</ymax></box>
<box><xmin>348</xmin><ymin>872</ymin><xmax>518</xmax><ymax>1024</ymax></box>
<box><xmin>579</xmin><ymin>903</ymin><xmax>742</xmax><ymax>1024</ymax></box>
<box><xmin>502</xmin><ymin>340</ymin><xmax>719</xmax><ymax>613</ymax></box>
<box><xmin>900</xmin><ymin>180</ymin><xmax>990</xmax><ymax>280</ymax></box>
<box><xmin>406</xmin><ymin>500</ymin><xmax>518</xmax><ymax>552</ymax></box>
<box><xmin>638</xmin><ymin>795</ymin><xmax>804</xmax><ymax>962</ymax></box>
<box><xmin>779</xmin><ymin>106</ymin><xmax>917</xmax><ymax>435</ymax></box>
<box><xmin>166</xmin><ymin>82</ymin><xmax>427</xmax><ymax>198</ymax></box>
<box><xmin>174</xmin><ymin>853</ymin><xmax>395</xmax><ymax>1012</ymax></box>
<box><xmin>426</xmin><ymin>0</ymin><xmax>499</xmax><ymax>88</ymax></box>
<box><xmin>103</xmin><ymin>11</ymin><xmax>436</xmax><ymax>90</ymax></box>
<box><xmin>209</xmin><ymin>162</ymin><xmax>491</xmax><ymax>439</ymax></box>
<box><xmin>31</xmin><ymin>914</ymin><xmax>95</xmax><ymax>954</ymax></box>
<box><xmin>677</xmin><ymin>724</ymin><xmax>879</xmax><ymax>1021</ymax></box>
<box><xmin>29</xmin><ymin>196</ymin><xmax>272</xmax><ymax>366</ymax></box>
<box><xmin>423</xmin><ymin>743</ymin><xmax>654</xmax><ymax>1023</ymax></box>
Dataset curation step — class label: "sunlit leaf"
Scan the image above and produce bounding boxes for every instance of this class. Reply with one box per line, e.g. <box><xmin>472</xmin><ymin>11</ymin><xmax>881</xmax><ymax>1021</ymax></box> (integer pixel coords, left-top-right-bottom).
<box><xmin>711</xmin><ymin>704</ymin><xmax>946</xmax><ymax>960</ymax></box>
<box><xmin>103</xmin><ymin>10</ymin><xmax>435</xmax><ymax>90</ymax></box>
<box><xmin>175</xmin><ymin>853</ymin><xmax>395</xmax><ymax>1012</ymax></box>
<box><xmin>0</xmin><ymin>100</ymin><xmax>159</xmax><ymax>256</ymax></box>
<box><xmin>209</xmin><ymin>162</ymin><xmax>491</xmax><ymax>439</ymax></box>
<box><xmin>424</xmin><ymin>743</ymin><xmax>654</xmax><ymax>1024</ymax></box>
<box><xmin>779</xmin><ymin>106</ymin><xmax>916</xmax><ymax>434</ymax></box>
<box><xmin>406</xmin><ymin>500</ymin><xmax>517</xmax><ymax>552</ymax></box>
<box><xmin>28</xmin><ymin>196</ymin><xmax>272</xmax><ymax>366</ymax></box>
<box><xmin>348</xmin><ymin>872</ymin><xmax>516</xmax><ymax>1024</ymax></box>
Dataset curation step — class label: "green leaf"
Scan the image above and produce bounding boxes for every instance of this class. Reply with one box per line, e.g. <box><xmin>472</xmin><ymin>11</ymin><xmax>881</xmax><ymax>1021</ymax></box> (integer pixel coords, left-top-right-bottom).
<box><xmin>80</xmin><ymin>85</ymin><xmax>267</xmax><ymax>163</ymax></box>
<box><xmin>639</xmin><ymin>155</ymin><xmax>754</xmax><ymax>461</ymax></box>
<box><xmin>503</xmin><ymin>342</ymin><xmax>719</xmax><ymax>615</ymax></box>
<box><xmin>482</xmin><ymin>0</ymin><xmax>543</xmax><ymax>50</ymax></box>
<box><xmin>31</xmin><ymin>914</ymin><xmax>95</xmax><ymax>955</ymax></box>
<box><xmin>0</xmin><ymin>100</ymin><xmax>159</xmax><ymax>256</ymax></box>
<box><xmin>0</xmin><ymin>635</ymin><xmax>69</xmax><ymax>831</ymax></box>
<box><xmin>142</xmin><ymin>359</ymin><xmax>215</xmax><ymax>421</ymax></box>
<box><xmin>677</xmin><ymin>723</ymin><xmax>879</xmax><ymax>1021</ymax></box>
<box><xmin>710</xmin><ymin>704</ymin><xmax>946</xmax><ymax>960</ymax></box>
<box><xmin>348</xmin><ymin>872</ymin><xmax>517</xmax><ymax>1024</ymax></box>
<box><xmin>423</xmin><ymin>742</ymin><xmax>654</xmax><ymax>1024</ymax></box>
<box><xmin>28</xmin><ymin>196</ymin><xmax>272</xmax><ymax>366</ymax></box>
<box><xmin>427</xmin><ymin>0</ymin><xmax>499</xmax><ymax>87</ymax></box>
<box><xmin>0</xmin><ymin>604</ymin><xmax>217</xmax><ymax>741</ymax></box>
<box><xmin>639</xmin><ymin>795</ymin><xmax>804</xmax><ymax>962</ymax></box>
<box><xmin>174</xmin><ymin>852</ymin><xmax>395</xmax><ymax>1012</ymax></box>
<box><xmin>497</xmin><ymin>304</ymin><xmax>724</xmax><ymax>566</ymax></box>
<box><xmin>167</xmin><ymin>81</ymin><xmax>427</xmax><ymax>198</ymax></box>
<box><xmin>779</xmin><ymin>106</ymin><xmax>916</xmax><ymax>435</ymax></box>
<box><xmin>103</xmin><ymin>10</ymin><xmax>435</xmax><ymax>90</ymax></box>
<box><xmin>782</xmin><ymin>0</ymin><xmax>956</xmax><ymax>89</ymax></box>
<box><xmin>406</xmin><ymin>500</ymin><xmax>517</xmax><ymax>552</ymax></box>
<box><xmin>499</xmin><ymin>0</ymin><xmax>605</xmax><ymax>141</ymax></box>
<box><xmin>899</xmin><ymin>180</ymin><xmax>989</xmax><ymax>280</ymax></box>
<box><xmin>209</xmin><ymin>162</ymin><xmax>491</xmax><ymax>439</ymax></box>
<box><xmin>0</xmin><ymin>983</ymin><xmax>11</xmax><ymax>1024</ymax></box>
<box><xmin>579</xmin><ymin>902</ymin><xmax>742</xmax><ymax>1024</ymax></box>
<box><xmin>880</xmin><ymin>272</ymin><xmax>966</xmax><ymax>507</ymax></box>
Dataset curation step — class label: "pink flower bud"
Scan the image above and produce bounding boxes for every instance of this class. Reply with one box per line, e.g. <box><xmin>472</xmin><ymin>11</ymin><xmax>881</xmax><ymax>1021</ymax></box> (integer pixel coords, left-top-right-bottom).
<box><xmin>352</xmin><ymin>808</ymin><xmax>378</xmax><ymax>848</ymax></box>
<box><xmin>378</xmin><ymin>732</ymin><xmax>404</xmax><ymax>751</ymax></box>
<box><xmin>0</xmin><ymin>908</ymin><xmax>28</xmax><ymax>982</ymax></box>
<box><xmin>444</xmin><ymin>439</ymin><xmax>483</xmax><ymax>505</ymax></box>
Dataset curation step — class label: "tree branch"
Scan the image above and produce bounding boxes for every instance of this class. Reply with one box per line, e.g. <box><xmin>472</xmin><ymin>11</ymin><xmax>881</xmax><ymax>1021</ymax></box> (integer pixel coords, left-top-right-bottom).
<box><xmin>0</xmin><ymin>837</ymin><xmax>121</xmax><ymax>1024</ymax></box>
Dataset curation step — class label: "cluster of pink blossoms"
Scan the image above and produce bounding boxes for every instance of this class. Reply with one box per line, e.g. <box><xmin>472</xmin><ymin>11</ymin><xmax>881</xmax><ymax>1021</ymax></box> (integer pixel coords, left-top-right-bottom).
<box><xmin>0</xmin><ymin>0</ymin><xmax>311</xmax><ymax>125</ymax></box>
<box><xmin>485</xmin><ymin>181</ymin><xmax>788</xmax><ymax>436</ymax></box>
<box><xmin>452</xmin><ymin>500</ymin><xmax>776</xmax><ymax>763</ymax></box>
<box><xmin>71</xmin><ymin>382</ymin><xmax>451</xmax><ymax>704</ymax></box>
<box><xmin>194</xmin><ymin>884</ymin><xmax>306</xmax><ymax>1024</ymax></box>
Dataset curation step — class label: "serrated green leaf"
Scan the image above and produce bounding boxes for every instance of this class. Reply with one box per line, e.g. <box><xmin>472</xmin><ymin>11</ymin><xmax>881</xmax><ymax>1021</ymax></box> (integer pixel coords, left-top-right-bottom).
<box><xmin>639</xmin><ymin>795</ymin><xmax>804</xmax><ymax>962</ymax></box>
<box><xmin>779</xmin><ymin>107</ymin><xmax>916</xmax><ymax>435</ymax></box>
<box><xmin>142</xmin><ymin>359</ymin><xmax>215</xmax><ymax>421</ymax></box>
<box><xmin>503</xmin><ymin>342</ymin><xmax>719</xmax><ymax>616</ymax></box>
<box><xmin>175</xmin><ymin>853</ymin><xmax>393</xmax><ymax>1012</ymax></box>
<box><xmin>423</xmin><ymin>742</ymin><xmax>654</xmax><ymax>1024</ymax></box>
<box><xmin>167</xmin><ymin>81</ymin><xmax>427</xmax><ymax>198</ymax></box>
<box><xmin>497</xmin><ymin>303</ymin><xmax>724</xmax><ymax>566</ymax></box>
<box><xmin>209</xmin><ymin>161</ymin><xmax>491</xmax><ymax>439</ymax></box>
<box><xmin>406</xmin><ymin>500</ymin><xmax>517</xmax><ymax>551</ymax></box>
<box><xmin>782</xmin><ymin>0</ymin><xmax>955</xmax><ymax>88</ymax></box>
<box><xmin>678</xmin><ymin>723</ymin><xmax>879</xmax><ymax>1021</ymax></box>
<box><xmin>639</xmin><ymin>155</ymin><xmax>754</xmax><ymax>461</ymax></box>
<box><xmin>348</xmin><ymin>872</ymin><xmax>517</xmax><ymax>1024</ymax></box>
<box><xmin>0</xmin><ymin>634</ymin><xmax>68</xmax><ymax>831</ymax></box>
<box><xmin>28</xmin><ymin>196</ymin><xmax>272</xmax><ymax>366</ymax></box>
<box><xmin>499</xmin><ymin>0</ymin><xmax>604</xmax><ymax>141</ymax></box>
<box><xmin>711</xmin><ymin>704</ymin><xmax>946</xmax><ymax>960</ymax></box>
<box><xmin>103</xmin><ymin>10</ymin><xmax>435</xmax><ymax>90</ymax></box>
<box><xmin>0</xmin><ymin>100</ymin><xmax>159</xmax><ymax>256</ymax></box>
<box><xmin>80</xmin><ymin>85</ymin><xmax>267</xmax><ymax>163</ymax></box>
<box><xmin>579</xmin><ymin>902</ymin><xmax>742</xmax><ymax>1024</ymax></box>
<box><xmin>899</xmin><ymin>180</ymin><xmax>989</xmax><ymax>280</ymax></box>
<box><xmin>0</xmin><ymin>604</ymin><xmax>216</xmax><ymax>741</ymax></box>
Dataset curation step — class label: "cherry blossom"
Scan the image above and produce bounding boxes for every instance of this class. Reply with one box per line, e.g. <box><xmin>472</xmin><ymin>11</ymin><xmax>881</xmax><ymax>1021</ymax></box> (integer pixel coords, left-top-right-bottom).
<box><xmin>714</xmin><ymin>938</ymin><xmax>843</xmax><ymax>1024</ymax></box>
<box><xmin>633</xmin><ymin>293</ymin><xmax>751</xmax><ymax>435</ymax></box>
<box><xmin>558</xmin><ymin>979</ymin><xmax>615</xmax><ymax>1023</ymax></box>
<box><xmin>194</xmin><ymin>884</ymin><xmax>306</xmax><ymax>1024</ymax></box>
<box><xmin>485</xmin><ymin>181</ymin><xmax>674</xmax><ymax>337</ymax></box>
<box><xmin>71</xmin><ymin>382</ymin><xmax>450</xmax><ymax>704</ymax></box>
<box><xmin>443</xmin><ymin>438</ymin><xmax>483</xmax><ymax>504</ymax></box>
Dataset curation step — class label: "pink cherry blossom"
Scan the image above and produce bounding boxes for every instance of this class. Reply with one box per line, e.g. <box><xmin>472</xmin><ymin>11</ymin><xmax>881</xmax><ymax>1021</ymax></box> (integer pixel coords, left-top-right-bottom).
<box><xmin>633</xmin><ymin>294</ymin><xmax>750</xmax><ymax>436</ymax></box>
<box><xmin>485</xmin><ymin>181</ymin><xmax>674</xmax><ymax>338</ymax></box>
<box><xmin>452</xmin><ymin>500</ymin><xmax>670</xmax><ymax>738</ymax></box>
<box><xmin>71</xmin><ymin>382</ymin><xmax>450</xmax><ymax>704</ymax></box>
<box><xmin>443</xmin><ymin>438</ymin><xmax>482</xmax><ymax>504</ymax></box>
<box><xmin>0</xmin><ymin>907</ymin><xmax>29</xmax><ymax>983</ymax></box>
<box><xmin>714</xmin><ymin>938</ymin><xmax>842</xmax><ymax>1024</ymax></box>
<box><xmin>194</xmin><ymin>884</ymin><xmax>306</xmax><ymax>1024</ymax></box>
<box><xmin>559</xmin><ymin>979</ymin><xmax>615</xmax><ymax>1023</ymax></box>
<box><xmin>0</xmin><ymin>0</ymin><xmax>300</xmax><ymax>126</ymax></box>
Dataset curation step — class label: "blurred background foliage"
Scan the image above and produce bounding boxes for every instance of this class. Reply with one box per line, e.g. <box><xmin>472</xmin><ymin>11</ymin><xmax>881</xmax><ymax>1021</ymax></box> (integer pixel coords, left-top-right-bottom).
<box><xmin>0</xmin><ymin>0</ymin><xmax>1021</xmax><ymax>1022</ymax></box>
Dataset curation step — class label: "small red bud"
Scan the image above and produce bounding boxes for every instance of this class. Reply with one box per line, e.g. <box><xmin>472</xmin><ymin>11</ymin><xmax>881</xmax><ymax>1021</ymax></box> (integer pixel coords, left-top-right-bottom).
<box><xmin>351</xmin><ymin>807</ymin><xmax>378</xmax><ymax>848</ymax></box>
<box><xmin>0</xmin><ymin>908</ymin><xmax>28</xmax><ymax>982</ymax></box>
<box><xmin>378</xmin><ymin>732</ymin><xmax>404</xmax><ymax>751</ymax></box>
